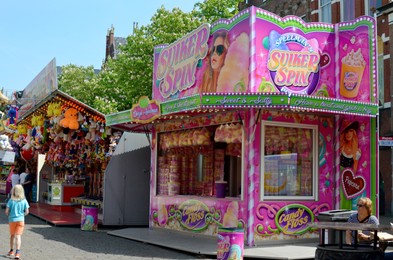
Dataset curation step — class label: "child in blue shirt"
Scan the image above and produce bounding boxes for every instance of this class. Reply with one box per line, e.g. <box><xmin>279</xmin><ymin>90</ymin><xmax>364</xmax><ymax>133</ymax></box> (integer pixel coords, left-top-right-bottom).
<box><xmin>5</xmin><ymin>184</ymin><xmax>29</xmax><ymax>259</ymax></box>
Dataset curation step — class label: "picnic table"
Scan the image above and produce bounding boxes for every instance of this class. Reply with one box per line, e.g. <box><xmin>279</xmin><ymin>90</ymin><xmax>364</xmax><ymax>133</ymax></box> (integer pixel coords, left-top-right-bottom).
<box><xmin>309</xmin><ymin>221</ymin><xmax>393</xmax><ymax>260</ymax></box>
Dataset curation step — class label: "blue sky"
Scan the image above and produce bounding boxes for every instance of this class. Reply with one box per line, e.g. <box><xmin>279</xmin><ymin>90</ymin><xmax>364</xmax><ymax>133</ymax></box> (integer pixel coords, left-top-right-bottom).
<box><xmin>0</xmin><ymin>0</ymin><xmax>199</xmax><ymax>98</ymax></box>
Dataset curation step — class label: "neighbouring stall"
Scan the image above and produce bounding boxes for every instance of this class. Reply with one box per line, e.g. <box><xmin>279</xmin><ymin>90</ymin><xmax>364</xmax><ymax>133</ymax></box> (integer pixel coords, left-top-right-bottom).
<box><xmin>0</xmin><ymin>94</ymin><xmax>15</xmax><ymax>195</ymax></box>
<box><xmin>99</xmin><ymin>128</ymin><xmax>151</xmax><ymax>226</ymax></box>
<box><xmin>107</xmin><ymin>6</ymin><xmax>378</xmax><ymax>247</ymax></box>
<box><xmin>10</xmin><ymin>89</ymin><xmax>115</xmax><ymax>211</ymax></box>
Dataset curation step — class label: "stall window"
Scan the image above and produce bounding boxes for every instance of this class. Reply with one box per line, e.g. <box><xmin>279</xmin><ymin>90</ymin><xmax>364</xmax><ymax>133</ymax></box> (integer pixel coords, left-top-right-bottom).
<box><xmin>156</xmin><ymin>124</ymin><xmax>243</xmax><ymax>199</ymax></box>
<box><xmin>261</xmin><ymin>121</ymin><xmax>318</xmax><ymax>200</ymax></box>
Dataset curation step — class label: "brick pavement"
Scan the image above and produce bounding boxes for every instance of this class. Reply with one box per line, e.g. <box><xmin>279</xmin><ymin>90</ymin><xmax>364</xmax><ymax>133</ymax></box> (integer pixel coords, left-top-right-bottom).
<box><xmin>0</xmin><ymin>197</ymin><xmax>213</xmax><ymax>259</ymax></box>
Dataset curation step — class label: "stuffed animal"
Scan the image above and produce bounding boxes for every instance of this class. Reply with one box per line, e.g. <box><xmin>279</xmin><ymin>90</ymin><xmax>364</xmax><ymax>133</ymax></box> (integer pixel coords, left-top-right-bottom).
<box><xmin>14</xmin><ymin>124</ymin><xmax>28</xmax><ymax>140</ymax></box>
<box><xmin>85</xmin><ymin>120</ymin><xmax>97</xmax><ymax>142</ymax></box>
<box><xmin>52</xmin><ymin>103</ymin><xmax>63</xmax><ymax>124</ymax></box>
<box><xmin>7</xmin><ymin>105</ymin><xmax>18</xmax><ymax>125</ymax></box>
<box><xmin>60</xmin><ymin>108</ymin><xmax>79</xmax><ymax>130</ymax></box>
<box><xmin>0</xmin><ymin>135</ymin><xmax>12</xmax><ymax>150</ymax></box>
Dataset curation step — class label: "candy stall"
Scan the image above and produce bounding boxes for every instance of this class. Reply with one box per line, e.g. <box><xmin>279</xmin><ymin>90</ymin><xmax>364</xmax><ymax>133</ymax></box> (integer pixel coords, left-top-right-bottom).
<box><xmin>108</xmin><ymin>6</ymin><xmax>379</xmax><ymax>247</ymax></box>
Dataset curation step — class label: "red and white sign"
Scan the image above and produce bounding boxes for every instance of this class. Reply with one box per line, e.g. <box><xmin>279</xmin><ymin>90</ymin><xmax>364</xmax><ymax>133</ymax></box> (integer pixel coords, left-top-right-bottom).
<box><xmin>379</xmin><ymin>136</ymin><xmax>393</xmax><ymax>146</ymax></box>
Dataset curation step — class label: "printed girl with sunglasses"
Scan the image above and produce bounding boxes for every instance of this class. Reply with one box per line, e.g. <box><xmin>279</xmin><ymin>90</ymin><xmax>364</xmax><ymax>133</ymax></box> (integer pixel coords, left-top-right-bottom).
<box><xmin>345</xmin><ymin>197</ymin><xmax>379</xmax><ymax>245</ymax></box>
<box><xmin>201</xmin><ymin>31</ymin><xmax>229</xmax><ymax>93</ymax></box>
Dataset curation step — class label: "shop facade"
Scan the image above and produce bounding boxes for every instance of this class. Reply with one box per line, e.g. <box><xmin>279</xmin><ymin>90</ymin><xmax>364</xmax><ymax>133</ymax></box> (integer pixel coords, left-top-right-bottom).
<box><xmin>110</xmin><ymin>7</ymin><xmax>379</xmax><ymax>246</ymax></box>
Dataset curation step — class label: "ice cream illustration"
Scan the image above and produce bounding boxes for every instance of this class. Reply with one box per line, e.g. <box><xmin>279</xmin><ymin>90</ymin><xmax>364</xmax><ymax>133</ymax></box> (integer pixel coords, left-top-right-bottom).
<box><xmin>340</xmin><ymin>48</ymin><xmax>366</xmax><ymax>98</ymax></box>
<box><xmin>157</xmin><ymin>205</ymin><xmax>168</xmax><ymax>226</ymax></box>
<box><xmin>223</xmin><ymin>201</ymin><xmax>239</xmax><ymax>227</ymax></box>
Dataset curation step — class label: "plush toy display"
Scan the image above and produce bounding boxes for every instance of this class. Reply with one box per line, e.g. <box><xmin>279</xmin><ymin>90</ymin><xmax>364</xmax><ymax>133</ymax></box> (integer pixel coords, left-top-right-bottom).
<box><xmin>6</xmin><ymin>105</ymin><xmax>18</xmax><ymax>125</ymax></box>
<box><xmin>0</xmin><ymin>134</ymin><xmax>13</xmax><ymax>150</ymax></box>
<box><xmin>60</xmin><ymin>108</ymin><xmax>79</xmax><ymax>130</ymax></box>
<box><xmin>85</xmin><ymin>120</ymin><xmax>97</xmax><ymax>142</ymax></box>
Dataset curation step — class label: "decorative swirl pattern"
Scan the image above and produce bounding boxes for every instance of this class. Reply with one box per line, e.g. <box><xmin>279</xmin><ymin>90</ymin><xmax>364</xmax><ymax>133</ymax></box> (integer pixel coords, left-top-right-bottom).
<box><xmin>256</xmin><ymin>203</ymin><xmax>280</xmax><ymax>221</ymax></box>
<box><xmin>310</xmin><ymin>203</ymin><xmax>330</xmax><ymax>216</ymax></box>
<box><xmin>255</xmin><ymin>224</ymin><xmax>279</xmax><ymax>236</ymax></box>
<box><xmin>255</xmin><ymin>203</ymin><xmax>282</xmax><ymax>235</ymax></box>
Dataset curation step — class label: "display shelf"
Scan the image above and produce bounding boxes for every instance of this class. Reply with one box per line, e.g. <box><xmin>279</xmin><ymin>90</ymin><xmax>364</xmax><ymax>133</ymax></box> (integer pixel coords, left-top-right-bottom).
<box><xmin>0</xmin><ymin>181</ymin><xmax>6</xmax><ymax>194</ymax></box>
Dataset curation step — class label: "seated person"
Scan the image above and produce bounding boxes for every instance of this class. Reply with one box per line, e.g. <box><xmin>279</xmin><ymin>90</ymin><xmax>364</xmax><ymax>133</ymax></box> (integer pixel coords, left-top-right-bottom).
<box><xmin>345</xmin><ymin>197</ymin><xmax>379</xmax><ymax>245</ymax></box>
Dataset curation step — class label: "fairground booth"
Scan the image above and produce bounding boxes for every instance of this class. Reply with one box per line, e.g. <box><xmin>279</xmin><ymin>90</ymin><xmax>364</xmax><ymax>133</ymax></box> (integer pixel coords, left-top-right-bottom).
<box><xmin>107</xmin><ymin>6</ymin><xmax>379</xmax><ymax>246</ymax></box>
<box><xmin>5</xmin><ymin>59</ymin><xmax>117</xmax><ymax>221</ymax></box>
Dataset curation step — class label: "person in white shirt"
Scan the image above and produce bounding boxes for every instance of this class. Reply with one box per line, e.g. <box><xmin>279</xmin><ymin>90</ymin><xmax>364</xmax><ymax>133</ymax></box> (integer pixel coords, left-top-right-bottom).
<box><xmin>19</xmin><ymin>167</ymin><xmax>28</xmax><ymax>185</ymax></box>
<box><xmin>11</xmin><ymin>167</ymin><xmax>20</xmax><ymax>188</ymax></box>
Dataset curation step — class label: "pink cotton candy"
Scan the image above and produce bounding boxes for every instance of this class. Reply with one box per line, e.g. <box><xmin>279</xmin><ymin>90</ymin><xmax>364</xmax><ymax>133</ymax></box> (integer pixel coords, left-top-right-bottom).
<box><xmin>217</xmin><ymin>33</ymin><xmax>250</xmax><ymax>92</ymax></box>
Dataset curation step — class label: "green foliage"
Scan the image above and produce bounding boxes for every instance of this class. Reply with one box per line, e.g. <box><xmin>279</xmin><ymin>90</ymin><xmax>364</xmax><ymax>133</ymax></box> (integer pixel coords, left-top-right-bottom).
<box><xmin>59</xmin><ymin>1</ymin><xmax>240</xmax><ymax>114</ymax></box>
<box><xmin>193</xmin><ymin>0</ymin><xmax>242</xmax><ymax>23</ymax></box>
<box><xmin>58</xmin><ymin>64</ymin><xmax>118</xmax><ymax>114</ymax></box>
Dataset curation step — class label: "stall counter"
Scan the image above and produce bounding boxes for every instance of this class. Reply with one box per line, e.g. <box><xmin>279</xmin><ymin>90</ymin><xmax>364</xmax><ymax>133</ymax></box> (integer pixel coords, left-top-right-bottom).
<box><xmin>46</xmin><ymin>182</ymin><xmax>84</xmax><ymax>206</ymax></box>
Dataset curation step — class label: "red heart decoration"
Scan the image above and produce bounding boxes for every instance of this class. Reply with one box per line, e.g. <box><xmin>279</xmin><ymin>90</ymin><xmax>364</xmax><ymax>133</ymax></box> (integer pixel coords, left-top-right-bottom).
<box><xmin>21</xmin><ymin>149</ymin><xmax>34</xmax><ymax>161</ymax></box>
<box><xmin>341</xmin><ymin>169</ymin><xmax>366</xmax><ymax>199</ymax></box>
<box><xmin>320</xmin><ymin>53</ymin><xmax>330</xmax><ymax>68</ymax></box>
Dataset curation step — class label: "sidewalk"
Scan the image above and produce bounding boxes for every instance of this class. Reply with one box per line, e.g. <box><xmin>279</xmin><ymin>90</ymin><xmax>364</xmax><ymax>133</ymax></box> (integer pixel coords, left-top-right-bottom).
<box><xmin>108</xmin><ymin>227</ymin><xmax>317</xmax><ymax>260</ymax></box>
<box><xmin>108</xmin><ymin>216</ymin><xmax>393</xmax><ymax>260</ymax></box>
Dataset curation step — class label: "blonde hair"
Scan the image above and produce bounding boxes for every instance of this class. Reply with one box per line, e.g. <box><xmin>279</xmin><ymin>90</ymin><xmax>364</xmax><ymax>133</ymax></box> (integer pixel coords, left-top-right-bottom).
<box><xmin>358</xmin><ymin>197</ymin><xmax>373</xmax><ymax>216</ymax></box>
<box><xmin>340</xmin><ymin>128</ymin><xmax>359</xmax><ymax>153</ymax></box>
<box><xmin>10</xmin><ymin>184</ymin><xmax>25</xmax><ymax>201</ymax></box>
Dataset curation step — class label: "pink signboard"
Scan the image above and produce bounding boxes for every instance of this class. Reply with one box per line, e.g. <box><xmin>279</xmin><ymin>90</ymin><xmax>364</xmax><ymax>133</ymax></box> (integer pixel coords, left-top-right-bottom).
<box><xmin>152</xmin><ymin>7</ymin><xmax>376</xmax><ymax>106</ymax></box>
<box><xmin>254</xmin><ymin>9</ymin><xmax>376</xmax><ymax>103</ymax></box>
<box><xmin>153</xmin><ymin>13</ymin><xmax>252</xmax><ymax>102</ymax></box>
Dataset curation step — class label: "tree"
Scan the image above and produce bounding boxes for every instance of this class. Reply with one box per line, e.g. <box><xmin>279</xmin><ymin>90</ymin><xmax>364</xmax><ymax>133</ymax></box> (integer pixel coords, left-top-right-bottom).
<box><xmin>193</xmin><ymin>0</ymin><xmax>242</xmax><ymax>23</ymax></box>
<box><xmin>98</xmin><ymin>6</ymin><xmax>201</xmax><ymax>112</ymax></box>
<box><xmin>58</xmin><ymin>64</ymin><xmax>118</xmax><ymax>114</ymax></box>
<box><xmin>61</xmin><ymin>1</ymin><xmax>241</xmax><ymax>113</ymax></box>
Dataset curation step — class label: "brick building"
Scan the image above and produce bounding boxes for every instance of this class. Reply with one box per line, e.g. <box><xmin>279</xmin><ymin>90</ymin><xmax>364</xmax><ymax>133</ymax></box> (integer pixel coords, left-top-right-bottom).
<box><xmin>240</xmin><ymin>0</ymin><xmax>392</xmax><ymax>216</ymax></box>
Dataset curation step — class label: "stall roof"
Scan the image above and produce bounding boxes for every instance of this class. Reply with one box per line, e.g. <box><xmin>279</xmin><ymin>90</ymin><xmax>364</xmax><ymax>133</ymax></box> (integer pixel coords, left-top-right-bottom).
<box><xmin>105</xmin><ymin>107</ymin><xmax>230</xmax><ymax>133</ymax></box>
<box><xmin>106</xmin><ymin>91</ymin><xmax>378</xmax><ymax>133</ymax></box>
<box><xmin>17</xmin><ymin>89</ymin><xmax>106</xmax><ymax>125</ymax></box>
<box><xmin>113</xmin><ymin>132</ymin><xmax>150</xmax><ymax>155</ymax></box>
<box><xmin>0</xmin><ymin>92</ymin><xmax>9</xmax><ymax>104</ymax></box>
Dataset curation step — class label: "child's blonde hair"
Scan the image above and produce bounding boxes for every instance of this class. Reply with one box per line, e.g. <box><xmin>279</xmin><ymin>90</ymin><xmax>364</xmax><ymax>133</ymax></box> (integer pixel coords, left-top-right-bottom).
<box><xmin>11</xmin><ymin>184</ymin><xmax>25</xmax><ymax>201</ymax></box>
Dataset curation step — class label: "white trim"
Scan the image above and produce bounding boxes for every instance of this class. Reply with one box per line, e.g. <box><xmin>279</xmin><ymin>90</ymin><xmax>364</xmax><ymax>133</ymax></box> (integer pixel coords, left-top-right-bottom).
<box><xmin>311</xmin><ymin>10</ymin><xmax>319</xmax><ymax>15</ymax></box>
<box><xmin>384</xmin><ymin>54</ymin><xmax>390</xmax><ymax>60</ymax></box>
<box><xmin>260</xmin><ymin>120</ymin><xmax>319</xmax><ymax>201</ymax></box>
<box><xmin>382</xmin><ymin>102</ymin><xmax>391</xmax><ymax>109</ymax></box>
<box><xmin>388</xmin><ymin>13</ymin><xmax>393</xmax><ymax>23</ymax></box>
<box><xmin>381</xmin><ymin>33</ymin><xmax>389</xmax><ymax>43</ymax></box>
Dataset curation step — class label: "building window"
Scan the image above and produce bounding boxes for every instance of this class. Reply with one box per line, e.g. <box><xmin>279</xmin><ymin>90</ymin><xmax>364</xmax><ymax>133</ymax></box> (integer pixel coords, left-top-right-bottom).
<box><xmin>261</xmin><ymin>121</ymin><xmax>318</xmax><ymax>200</ymax></box>
<box><xmin>366</xmin><ymin>0</ymin><xmax>382</xmax><ymax>16</ymax></box>
<box><xmin>341</xmin><ymin>0</ymin><xmax>356</xmax><ymax>21</ymax></box>
<box><xmin>156</xmin><ymin>124</ymin><xmax>243</xmax><ymax>199</ymax></box>
<box><xmin>320</xmin><ymin>0</ymin><xmax>332</xmax><ymax>23</ymax></box>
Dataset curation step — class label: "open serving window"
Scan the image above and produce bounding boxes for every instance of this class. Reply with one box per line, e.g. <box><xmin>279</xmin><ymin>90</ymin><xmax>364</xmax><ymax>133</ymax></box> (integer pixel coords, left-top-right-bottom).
<box><xmin>261</xmin><ymin>120</ymin><xmax>318</xmax><ymax>201</ymax></box>
<box><xmin>156</xmin><ymin>123</ymin><xmax>244</xmax><ymax>199</ymax></box>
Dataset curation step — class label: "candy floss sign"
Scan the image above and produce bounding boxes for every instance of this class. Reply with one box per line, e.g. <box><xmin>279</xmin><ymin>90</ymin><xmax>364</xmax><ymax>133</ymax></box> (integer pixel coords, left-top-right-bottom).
<box><xmin>275</xmin><ymin>204</ymin><xmax>313</xmax><ymax>235</ymax></box>
<box><xmin>153</xmin><ymin>24</ymin><xmax>210</xmax><ymax>102</ymax></box>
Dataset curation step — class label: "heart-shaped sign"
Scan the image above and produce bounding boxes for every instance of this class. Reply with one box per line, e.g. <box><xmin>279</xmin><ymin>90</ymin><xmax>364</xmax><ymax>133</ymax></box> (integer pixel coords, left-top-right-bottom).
<box><xmin>320</xmin><ymin>53</ymin><xmax>331</xmax><ymax>68</ymax></box>
<box><xmin>341</xmin><ymin>169</ymin><xmax>366</xmax><ymax>199</ymax></box>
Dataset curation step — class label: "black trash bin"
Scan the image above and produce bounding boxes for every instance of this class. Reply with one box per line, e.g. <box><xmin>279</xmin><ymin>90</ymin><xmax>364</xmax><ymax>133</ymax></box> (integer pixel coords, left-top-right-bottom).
<box><xmin>316</xmin><ymin>209</ymin><xmax>357</xmax><ymax>244</ymax></box>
